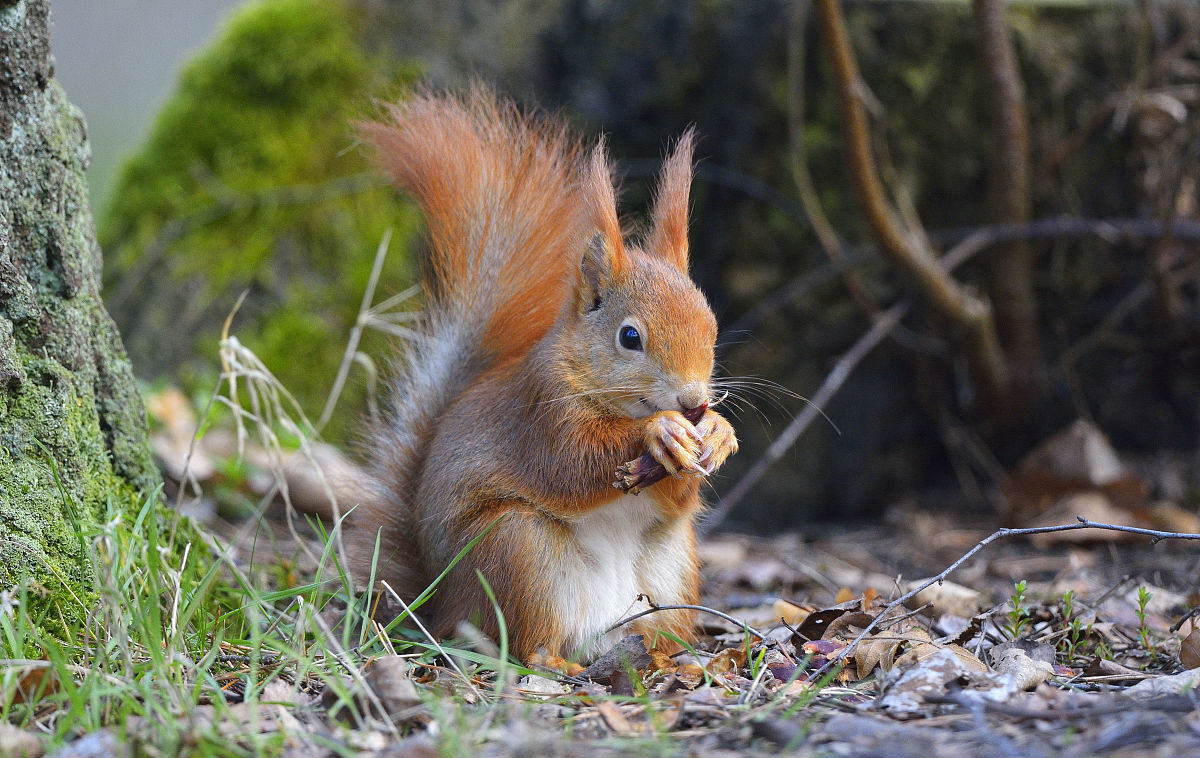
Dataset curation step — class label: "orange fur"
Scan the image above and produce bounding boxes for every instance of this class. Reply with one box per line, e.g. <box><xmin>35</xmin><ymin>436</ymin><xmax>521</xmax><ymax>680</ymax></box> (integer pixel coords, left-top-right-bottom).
<box><xmin>352</xmin><ymin>87</ymin><xmax>736</xmax><ymax>661</ymax></box>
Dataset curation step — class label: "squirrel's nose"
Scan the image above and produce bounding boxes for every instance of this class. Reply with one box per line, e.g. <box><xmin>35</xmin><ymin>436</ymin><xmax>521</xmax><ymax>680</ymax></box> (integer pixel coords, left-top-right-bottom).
<box><xmin>676</xmin><ymin>384</ymin><xmax>709</xmax><ymax>412</ymax></box>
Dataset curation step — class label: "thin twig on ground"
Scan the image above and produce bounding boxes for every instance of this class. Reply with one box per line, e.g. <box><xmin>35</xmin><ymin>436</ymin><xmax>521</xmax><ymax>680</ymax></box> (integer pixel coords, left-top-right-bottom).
<box><xmin>606</xmin><ymin>601</ymin><xmax>767</xmax><ymax>642</ymax></box>
<box><xmin>809</xmin><ymin>518</ymin><xmax>1200</xmax><ymax>681</ymax></box>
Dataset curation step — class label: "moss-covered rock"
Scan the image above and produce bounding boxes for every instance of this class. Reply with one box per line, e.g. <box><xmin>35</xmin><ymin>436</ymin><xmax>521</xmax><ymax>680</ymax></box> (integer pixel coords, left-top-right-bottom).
<box><xmin>0</xmin><ymin>0</ymin><xmax>157</xmax><ymax>621</ymax></box>
<box><xmin>101</xmin><ymin>0</ymin><xmax>421</xmax><ymax>441</ymax></box>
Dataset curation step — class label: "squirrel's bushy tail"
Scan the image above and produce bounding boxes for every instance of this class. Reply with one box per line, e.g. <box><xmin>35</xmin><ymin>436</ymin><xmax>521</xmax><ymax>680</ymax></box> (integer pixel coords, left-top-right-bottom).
<box><xmin>352</xmin><ymin>87</ymin><xmax>596</xmax><ymax>593</ymax></box>
<box><xmin>362</xmin><ymin>86</ymin><xmax>590</xmax><ymax>361</ymax></box>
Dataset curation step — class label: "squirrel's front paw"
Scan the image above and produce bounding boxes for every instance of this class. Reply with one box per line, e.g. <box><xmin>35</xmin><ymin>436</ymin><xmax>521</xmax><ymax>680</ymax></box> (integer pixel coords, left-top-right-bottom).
<box><xmin>695</xmin><ymin>410</ymin><xmax>738</xmax><ymax>475</ymax></box>
<box><xmin>641</xmin><ymin>410</ymin><xmax>705</xmax><ymax>478</ymax></box>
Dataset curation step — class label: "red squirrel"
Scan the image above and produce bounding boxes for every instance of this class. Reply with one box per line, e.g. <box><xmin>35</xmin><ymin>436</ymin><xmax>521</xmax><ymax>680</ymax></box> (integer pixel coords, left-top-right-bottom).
<box><xmin>351</xmin><ymin>87</ymin><xmax>738</xmax><ymax>661</ymax></box>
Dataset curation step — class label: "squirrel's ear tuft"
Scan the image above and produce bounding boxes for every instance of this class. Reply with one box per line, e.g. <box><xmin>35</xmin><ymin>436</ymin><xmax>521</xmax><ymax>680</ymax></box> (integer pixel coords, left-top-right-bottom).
<box><xmin>646</xmin><ymin>128</ymin><xmax>696</xmax><ymax>272</ymax></box>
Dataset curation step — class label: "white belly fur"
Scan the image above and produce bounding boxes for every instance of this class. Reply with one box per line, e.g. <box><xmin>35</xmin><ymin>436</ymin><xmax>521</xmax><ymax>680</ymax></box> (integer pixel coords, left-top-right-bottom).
<box><xmin>555</xmin><ymin>493</ymin><xmax>692</xmax><ymax>657</ymax></box>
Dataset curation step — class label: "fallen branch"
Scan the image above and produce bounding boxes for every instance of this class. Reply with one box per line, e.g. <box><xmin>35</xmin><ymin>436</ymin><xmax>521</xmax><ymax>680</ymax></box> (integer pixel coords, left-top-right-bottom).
<box><xmin>810</xmin><ymin>518</ymin><xmax>1200</xmax><ymax>681</ymax></box>
<box><xmin>699</xmin><ymin>301</ymin><xmax>908</xmax><ymax>535</ymax></box>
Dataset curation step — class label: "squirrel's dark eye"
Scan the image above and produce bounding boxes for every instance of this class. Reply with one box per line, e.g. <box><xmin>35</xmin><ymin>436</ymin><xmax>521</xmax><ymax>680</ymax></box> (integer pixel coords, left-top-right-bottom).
<box><xmin>618</xmin><ymin>324</ymin><xmax>642</xmax><ymax>351</ymax></box>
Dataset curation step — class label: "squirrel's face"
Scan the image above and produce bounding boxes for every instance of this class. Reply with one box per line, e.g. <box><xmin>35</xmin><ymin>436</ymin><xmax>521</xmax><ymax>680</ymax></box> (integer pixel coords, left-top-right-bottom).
<box><xmin>576</xmin><ymin>248</ymin><xmax>717</xmax><ymax>419</ymax></box>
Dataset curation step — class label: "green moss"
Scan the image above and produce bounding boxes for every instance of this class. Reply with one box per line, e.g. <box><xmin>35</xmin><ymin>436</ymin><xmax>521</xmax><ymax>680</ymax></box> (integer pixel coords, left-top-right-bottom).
<box><xmin>101</xmin><ymin>0</ymin><xmax>421</xmax><ymax>441</ymax></box>
<box><xmin>0</xmin><ymin>352</ymin><xmax>139</xmax><ymax>632</ymax></box>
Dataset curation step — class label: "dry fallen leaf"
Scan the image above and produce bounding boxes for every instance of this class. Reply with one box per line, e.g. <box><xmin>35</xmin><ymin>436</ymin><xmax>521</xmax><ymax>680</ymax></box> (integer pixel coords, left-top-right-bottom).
<box><xmin>991</xmin><ymin>648</ymin><xmax>1056</xmax><ymax>690</ymax></box>
<box><xmin>801</xmin><ymin>639</ymin><xmax>845</xmax><ymax>658</ymax></box>
<box><xmin>907</xmin><ymin>579</ymin><xmax>984</xmax><ymax>618</ymax></box>
<box><xmin>823</xmin><ymin>611</ymin><xmax>875</xmax><ymax>641</ymax></box>
<box><xmin>1083</xmin><ymin>656</ymin><xmax>1149</xmax><ymax>684</ymax></box>
<box><xmin>775</xmin><ymin>679</ymin><xmax>812</xmax><ymax>697</ymax></box>
<box><xmin>854</xmin><ymin>633</ymin><xmax>907</xmax><ymax>678</ymax></box>
<box><xmin>706</xmin><ymin>648</ymin><xmax>747</xmax><ymax>678</ymax></box>
<box><xmin>1181</xmin><ymin>628</ymin><xmax>1200</xmax><ymax>670</ymax></box>
<box><xmin>10</xmin><ymin>660</ymin><xmax>57</xmax><ymax>705</ymax></box>
<box><xmin>517</xmin><ymin>675</ymin><xmax>570</xmax><ymax>699</ymax></box>
<box><xmin>647</xmin><ymin>648</ymin><xmax>677</xmax><ymax>675</ymax></box>
<box><xmin>578</xmin><ymin>635</ymin><xmax>651</xmax><ymax>683</ymax></box>
<box><xmin>773</xmin><ymin>599</ymin><xmax>809</xmax><ymax>625</ymax></box>
<box><xmin>876</xmin><ymin>647</ymin><xmax>980</xmax><ymax>719</ymax></box>
<box><xmin>892</xmin><ymin>631</ymin><xmax>989</xmax><ymax>674</ymax></box>
<box><xmin>861</xmin><ymin>588</ymin><xmax>879</xmax><ymax>612</ymax></box>
<box><xmin>597</xmin><ymin>700</ymin><xmax>638</xmax><ymax>735</ymax></box>
<box><xmin>675</xmin><ymin>663</ymin><xmax>706</xmax><ymax>688</ymax></box>
<box><xmin>648</xmin><ymin>695</ymin><xmax>685</xmax><ymax>732</ymax></box>
<box><xmin>794</xmin><ymin>599</ymin><xmax>860</xmax><ymax>641</ymax></box>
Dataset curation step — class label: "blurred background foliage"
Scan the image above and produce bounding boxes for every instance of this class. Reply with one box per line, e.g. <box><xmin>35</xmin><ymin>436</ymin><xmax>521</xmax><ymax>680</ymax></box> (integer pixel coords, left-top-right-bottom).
<box><xmin>87</xmin><ymin>0</ymin><xmax>1200</xmax><ymax>529</ymax></box>
<box><xmin>98</xmin><ymin>0</ymin><xmax>419</xmax><ymax>442</ymax></box>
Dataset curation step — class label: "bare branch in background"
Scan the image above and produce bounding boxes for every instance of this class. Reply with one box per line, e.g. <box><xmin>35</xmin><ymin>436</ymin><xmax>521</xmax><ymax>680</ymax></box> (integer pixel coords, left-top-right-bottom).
<box><xmin>729</xmin><ymin>216</ymin><xmax>1200</xmax><ymax>337</ymax></box>
<box><xmin>710</xmin><ymin>213</ymin><xmax>1200</xmax><ymax>530</ymax></box>
<box><xmin>813</xmin><ymin>0</ymin><xmax>1010</xmax><ymax>406</ymax></box>
<box><xmin>973</xmin><ymin>0</ymin><xmax>1039</xmax><ymax>410</ymax></box>
<box><xmin>787</xmin><ymin>0</ymin><xmax>878</xmax><ymax>317</ymax></box>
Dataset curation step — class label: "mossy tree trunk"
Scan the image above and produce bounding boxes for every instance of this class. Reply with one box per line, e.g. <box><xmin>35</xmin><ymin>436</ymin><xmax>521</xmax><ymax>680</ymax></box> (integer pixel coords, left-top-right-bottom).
<box><xmin>0</xmin><ymin>0</ymin><xmax>158</xmax><ymax>596</ymax></box>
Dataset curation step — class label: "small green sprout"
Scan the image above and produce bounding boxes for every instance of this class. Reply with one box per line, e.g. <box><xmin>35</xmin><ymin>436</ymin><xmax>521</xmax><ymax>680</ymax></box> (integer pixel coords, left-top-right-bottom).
<box><xmin>1003</xmin><ymin>580</ymin><xmax>1031</xmax><ymax>639</ymax></box>
<box><xmin>1136</xmin><ymin>586</ymin><xmax>1156</xmax><ymax>661</ymax></box>
<box><xmin>1059</xmin><ymin>590</ymin><xmax>1083</xmax><ymax>659</ymax></box>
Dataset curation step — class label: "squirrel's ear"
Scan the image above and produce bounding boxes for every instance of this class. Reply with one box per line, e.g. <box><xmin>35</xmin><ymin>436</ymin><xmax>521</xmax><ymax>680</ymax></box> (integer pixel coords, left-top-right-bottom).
<box><xmin>645</xmin><ymin>128</ymin><xmax>695</xmax><ymax>272</ymax></box>
<box><xmin>575</xmin><ymin>139</ymin><xmax>626</xmax><ymax>311</ymax></box>
<box><xmin>583</xmin><ymin>138</ymin><xmax>625</xmax><ymax>257</ymax></box>
<box><xmin>578</xmin><ymin>233</ymin><xmax>619</xmax><ymax>311</ymax></box>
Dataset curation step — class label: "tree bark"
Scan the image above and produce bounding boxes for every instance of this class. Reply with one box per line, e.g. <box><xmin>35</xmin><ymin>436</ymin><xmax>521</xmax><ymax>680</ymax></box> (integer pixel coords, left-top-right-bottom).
<box><xmin>0</xmin><ymin>0</ymin><xmax>157</xmax><ymax>598</ymax></box>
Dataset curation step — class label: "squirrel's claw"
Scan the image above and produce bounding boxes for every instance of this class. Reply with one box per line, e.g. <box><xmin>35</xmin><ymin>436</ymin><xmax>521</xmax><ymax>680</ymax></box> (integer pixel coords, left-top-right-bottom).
<box><xmin>695</xmin><ymin>410</ymin><xmax>738</xmax><ymax>475</ymax></box>
<box><xmin>644</xmin><ymin>411</ymin><xmax>703</xmax><ymax>479</ymax></box>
